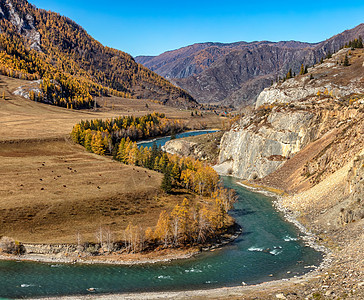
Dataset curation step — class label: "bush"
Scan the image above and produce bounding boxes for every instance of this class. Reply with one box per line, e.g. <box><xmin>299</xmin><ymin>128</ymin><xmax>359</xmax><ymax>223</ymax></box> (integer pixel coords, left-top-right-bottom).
<box><xmin>0</xmin><ymin>236</ymin><xmax>26</xmax><ymax>255</ymax></box>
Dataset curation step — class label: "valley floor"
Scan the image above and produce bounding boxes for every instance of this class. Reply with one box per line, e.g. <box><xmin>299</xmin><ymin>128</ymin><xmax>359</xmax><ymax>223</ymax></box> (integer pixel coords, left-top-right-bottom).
<box><xmin>0</xmin><ymin>75</ymin><xmax>362</xmax><ymax>299</ymax></box>
<box><xmin>0</xmin><ymin>74</ymin><xmax>224</xmax><ymax>244</ymax></box>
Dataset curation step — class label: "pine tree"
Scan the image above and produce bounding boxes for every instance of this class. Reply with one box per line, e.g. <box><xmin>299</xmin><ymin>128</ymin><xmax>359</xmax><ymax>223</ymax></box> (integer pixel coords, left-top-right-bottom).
<box><xmin>170</xmin><ymin>163</ymin><xmax>180</xmax><ymax>185</ymax></box>
<box><xmin>358</xmin><ymin>36</ymin><xmax>363</xmax><ymax>48</ymax></box>
<box><xmin>154</xmin><ymin>210</ymin><xmax>171</xmax><ymax>246</ymax></box>
<box><xmin>161</xmin><ymin>171</ymin><xmax>172</xmax><ymax>193</ymax></box>
<box><xmin>343</xmin><ymin>54</ymin><xmax>349</xmax><ymax>66</ymax></box>
<box><xmin>84</xmin><ymin>130</ymin><xmax>93</xmax><ymax>152</ymax></box>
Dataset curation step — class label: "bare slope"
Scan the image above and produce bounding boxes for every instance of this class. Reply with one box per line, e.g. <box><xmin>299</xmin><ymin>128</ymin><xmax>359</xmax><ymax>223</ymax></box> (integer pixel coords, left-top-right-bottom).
<box><xmin>0</xmin><ymin>76</ymin><xmax>220</xmax><ymax>141</ymax></box>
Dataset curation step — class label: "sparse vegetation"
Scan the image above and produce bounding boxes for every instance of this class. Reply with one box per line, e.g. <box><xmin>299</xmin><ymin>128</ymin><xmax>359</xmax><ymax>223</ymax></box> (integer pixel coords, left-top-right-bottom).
<box><xmin>0</xmin><ymin>236</ymin><xmax>26</xmax><ymax>255</ymax></box>
<box><xmin>343</xmin><ymin>54</ymin><xmax>350</xmax><ymax>66</ymax></box>
<box><xmin>343</xmin><ymin>36</ymin><xmax>363</xmax><ymax>49</ymax></box>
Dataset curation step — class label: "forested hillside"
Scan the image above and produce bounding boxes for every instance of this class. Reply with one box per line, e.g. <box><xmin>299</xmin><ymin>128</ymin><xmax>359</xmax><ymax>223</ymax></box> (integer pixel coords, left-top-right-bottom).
<box><xmin>0</xmin><ymin>0</ymin><xmax>197</xmax><ymax>108</ymax></box>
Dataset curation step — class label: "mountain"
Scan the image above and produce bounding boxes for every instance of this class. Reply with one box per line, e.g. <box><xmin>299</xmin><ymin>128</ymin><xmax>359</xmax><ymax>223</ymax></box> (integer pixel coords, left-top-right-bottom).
<box><xmin>136</xmin><ymin>23</ymin><xmax>364</xmax><ymax>107</ymax></box>
<box><xmin>218</xmin><ymin>46</ymin><xmax>364</xmax><ymax>184</ymax></box>
<box><xmin>0</xmin><ymin>0</ymin><xmax>197</xmax><ymax>108</ymax></box>
<box><xmin>215</xmin><ymin>47</ymin><xmax>364</xmax><ymax>298</ymax></box>
<box><xmin>135</xmin><ymin>41</ymin><xmax>315</xmax><ymax>79</ymax></box>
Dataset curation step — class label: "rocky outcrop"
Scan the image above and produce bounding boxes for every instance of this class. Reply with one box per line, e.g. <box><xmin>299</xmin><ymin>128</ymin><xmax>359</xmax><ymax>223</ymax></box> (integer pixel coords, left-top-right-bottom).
<box><xmin>218</xmin><ymin>48</ymin><xmax>364</xmax><ymax>181</ymax></box>
<box><xmin>163</xmin><ymin>139</ymin><xmax>199</xmax><ymax>157</ymax></box>
<box><xmin>339</xmin><ymin>152</ymin><xmax>364</xmax><ymax>225</ymax></box>
<box><xmin>163</xmin><ymin>131</ymin><xmax>224</xmax><ymax>163</ymax></box>
<box><xmin>217</xmin><ymin>108</ymin><xmax>318</xmax><ymax>179</ymax></box>
<box><xmin>0</xmin><ymin>0</ymin><xmax>41</xmax><ymax>50</ymax></box>
<box><xmin>13</xmin><ymin>79</ymin><xmax>42</xmax><ymax>99</ymax></box>
<box><xmin>256</xmin><ymin>48</ymin><xmax>364</xmax><ymax>108</ymax></box>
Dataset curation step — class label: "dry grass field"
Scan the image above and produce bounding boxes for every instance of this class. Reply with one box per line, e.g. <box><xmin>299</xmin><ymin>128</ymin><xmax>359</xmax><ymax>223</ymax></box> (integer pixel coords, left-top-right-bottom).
<box><xmin>0</xmin><ymin>75</ymin><xmax>221</xmax><ymax>244</ymax></box>
<box><xmin>0</xmin><ymin>75</ymin><xmax>222</xmax><ymax>141</ymax></box>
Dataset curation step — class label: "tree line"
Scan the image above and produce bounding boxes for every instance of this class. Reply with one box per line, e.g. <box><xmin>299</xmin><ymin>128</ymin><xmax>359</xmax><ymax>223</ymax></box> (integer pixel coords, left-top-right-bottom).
<box><xmin>70</xmin><ymin>113</ymin><xmax>238</xmax><ymax>251</ymax></box>
<box><xmin>343</xmin><ymin>37</ymin><xmax>363</xmax><ymax>49</ymax></box>
<box><xmin>71</xmin><ymin>113</ymin><xmax>186</xmax><ymax>155</ymax></box>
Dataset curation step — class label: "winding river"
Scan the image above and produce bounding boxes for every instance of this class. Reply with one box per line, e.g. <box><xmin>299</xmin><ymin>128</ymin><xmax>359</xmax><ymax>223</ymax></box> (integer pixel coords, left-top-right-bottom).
<box><xmin>0</xmin><ymin>131</ymin><xmax>322</xmax><ymax>298</ymax></box>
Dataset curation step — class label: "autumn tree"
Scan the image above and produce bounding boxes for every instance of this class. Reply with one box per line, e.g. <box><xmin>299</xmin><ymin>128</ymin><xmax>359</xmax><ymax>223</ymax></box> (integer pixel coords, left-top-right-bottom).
<box><xmin>286</xmin><ymin>68</ymin><xmax>292</xmax><ymax>79</ymax></box>
<box><xmin>154</xmin><ymin>210</ymin><xmax>171</xmax><ymax>247</ymax></box>
<box><xmin>299</xmin><ymin>64</ymin><xmax>305</xmax><ymax>75</ymax></box>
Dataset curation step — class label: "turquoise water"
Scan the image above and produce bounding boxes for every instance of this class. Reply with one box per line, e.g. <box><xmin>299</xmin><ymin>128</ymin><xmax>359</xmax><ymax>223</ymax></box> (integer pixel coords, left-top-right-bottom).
<box><xmin>137</xmin><ymin>129</ymin><xmax>218</xmax><ymax>148</ymax></box>
<box><xmin>0</xmin><ymin>131</ymin><xmax>322</xmax><ymax>298</ymax></box>
<box><xmin>0</xmin><ymin>178</ymin><xmax>322</xmax><ymax>298</ymax></box>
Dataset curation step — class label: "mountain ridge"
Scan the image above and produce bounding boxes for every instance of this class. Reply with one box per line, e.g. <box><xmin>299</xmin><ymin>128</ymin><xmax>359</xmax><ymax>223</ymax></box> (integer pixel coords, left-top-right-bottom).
<box><xmin>0</xmin><ymin>0</ymin><xmax>197</xmax><ymax>108</ymax></box>
<box><xmin>136</xmin><ymin>23</ymin><xmax>364</xmax><ymax>107</ymax></box>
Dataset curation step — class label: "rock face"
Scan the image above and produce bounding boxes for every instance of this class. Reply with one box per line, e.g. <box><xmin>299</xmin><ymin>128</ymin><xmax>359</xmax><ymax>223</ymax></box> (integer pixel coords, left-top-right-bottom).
<box><xmin>339</xmin><ymin>152</ymin><xmax>364</xmax><ymax>225</ymax></box>
<box><xmin>218</xmin><ymin>48</ymin><xmax>364</xmax><ymax>181</ymax></box>
<box><xmin>218</xmin><ymin>109</ymin><xmax>318</xmax><ymax>179</ymax></box>
<box><xmin>173</xmin><ymin>45</ymin><xmax>318</xmax><ymax>106</ymax></box>
<box><xmin>163</xmin><ymin>131</ymin><xmax>224</xmax><ymax>163</ymax></box>
<box><xmin>163</xmin><ymin>139</ymin><xmax>199</xmax><ymax>157</ymax></box>
<box><xmin>0</xmin><ymin>0</ymin><xmax>41</xmax><ymax>50</ymax></box>
<box><xmin>136</xmin><ymin>23</ymin><xmax>364</xmax><ymax>107</ymax></box>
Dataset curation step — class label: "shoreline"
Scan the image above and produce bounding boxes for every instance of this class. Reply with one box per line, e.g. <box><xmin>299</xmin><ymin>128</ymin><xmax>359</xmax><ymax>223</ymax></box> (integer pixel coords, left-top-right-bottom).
<box><xmin>0</xmin><ymin>224</ymin><xmax>242</xmax><ymax>267</ymax></box>
<box><xmin>137</xmin><ymin>128</ymin><xmax>219</xmax><ymax>145</ymax></box>
<box><xmin>236</xmin><ymin>180</ymin><xmax>332</xmax><ymax>275</ymax></box>
<box><xmin>0</xmin><ymin>180</ymin><xmax>332</xmax><ymax>299</ymax></box>
<box><xmin>30</xmin><ymin>276</ymin><xmax>318</xmax><ymax>300</ymax></box>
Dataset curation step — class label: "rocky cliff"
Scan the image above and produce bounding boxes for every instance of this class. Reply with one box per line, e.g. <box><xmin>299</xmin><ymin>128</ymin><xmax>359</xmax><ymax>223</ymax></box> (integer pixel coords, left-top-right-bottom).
<box><xmin>217</xmin><ymin>48</ymin><xmax>364</xmax><ymax>183</ymax></box>
<box><xmin>213</xmin><ymin>49</ymin><xmax>364</xmax><ymax>299</ymax></box>
<box><xmin>217</xmin><ymin>108</ymin><xmax>319</xmax><ymax>179</ymax></box>
<box><xmin>256</xmin><ymin>48</ymin><xmax>364</xmax><ymax>108</ymax></box>
<box><xmin>163</xmin><ymin>131</ymin><xmax>224</xmax><ymax>164</ymax></box>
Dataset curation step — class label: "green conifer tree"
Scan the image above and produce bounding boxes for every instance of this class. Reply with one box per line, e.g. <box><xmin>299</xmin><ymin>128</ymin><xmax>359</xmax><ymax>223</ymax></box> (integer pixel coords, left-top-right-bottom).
<box><xmin>161</xmin><ymin>171</ymin><xmax>172</xmax><ymax>193</ymax></box>
<box><xmin>343</xmin><ymin>54</ymin><xmax>349</xmax><ymax>66</ymax></box>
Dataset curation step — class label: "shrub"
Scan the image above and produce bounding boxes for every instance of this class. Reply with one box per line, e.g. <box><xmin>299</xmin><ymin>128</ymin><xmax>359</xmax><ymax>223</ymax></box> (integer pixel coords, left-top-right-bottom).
<box><xmin>0</xmin><ymin>236</ymin><xmax>26</xmax><ymax>255</ymax></box>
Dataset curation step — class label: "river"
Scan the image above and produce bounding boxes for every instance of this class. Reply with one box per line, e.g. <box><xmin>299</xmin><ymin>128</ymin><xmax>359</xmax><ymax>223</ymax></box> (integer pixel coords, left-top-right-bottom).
<box><xmin>0</xmin><ymin>131</ymin><xmax>322</xmax><ymax>298</ymax></box>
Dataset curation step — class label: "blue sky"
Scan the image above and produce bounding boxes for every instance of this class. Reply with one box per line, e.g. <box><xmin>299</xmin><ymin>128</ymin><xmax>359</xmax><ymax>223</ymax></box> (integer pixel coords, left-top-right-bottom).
<box><xmin>30</xmin><ymin>0</ymin><xmax>364</xmax><ymax>57</ymax></box>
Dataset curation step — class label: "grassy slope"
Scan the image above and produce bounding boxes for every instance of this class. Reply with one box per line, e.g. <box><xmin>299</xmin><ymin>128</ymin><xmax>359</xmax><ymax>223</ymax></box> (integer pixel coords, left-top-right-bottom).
<box><xmin>0</xmin><ymin>75</ymin><xmax>222</xmax><ymax>244</ymax></box>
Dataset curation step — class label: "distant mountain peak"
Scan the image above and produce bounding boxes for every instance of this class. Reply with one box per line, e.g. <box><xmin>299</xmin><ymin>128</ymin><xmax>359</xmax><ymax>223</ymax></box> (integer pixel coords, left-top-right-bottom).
<box><xmin>136</xmin><ymin>23</ymin><xmax>364</xmax><ymax>107</ymax></box>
